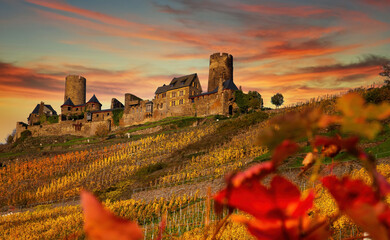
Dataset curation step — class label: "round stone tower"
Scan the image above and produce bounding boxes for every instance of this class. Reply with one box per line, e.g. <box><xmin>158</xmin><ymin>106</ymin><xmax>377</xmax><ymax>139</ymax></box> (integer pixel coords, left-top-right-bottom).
<box><xmin>208</xmin><ymin>53</ymin><xmax>233</xmax><ymax>92</ymax></box>
<box><xmin>64</xmin><ymin>75</ymin><xmax>86</xmax><ymax>106</ymax></box>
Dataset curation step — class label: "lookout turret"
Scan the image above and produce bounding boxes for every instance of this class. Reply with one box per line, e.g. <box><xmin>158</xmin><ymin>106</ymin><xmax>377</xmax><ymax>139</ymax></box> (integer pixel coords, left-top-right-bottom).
<box><xmin>64</xmin><ymin>75</ymin><xmax>86</xmax><ymax>106</ymax></box>
<box><xmin>208</xmin><ymin>53</ymin><xmax>233</xmax><ymax>92</ymax></box>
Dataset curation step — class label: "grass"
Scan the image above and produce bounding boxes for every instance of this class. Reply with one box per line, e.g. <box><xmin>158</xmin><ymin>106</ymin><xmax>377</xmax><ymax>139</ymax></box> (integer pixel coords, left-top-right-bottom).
<box><xmin>44</xmin><ymin>137</ymin><xmax>99</xmax><ymax>147</ymax></box>
<box><xmin>126</xmin><ymin>116</ymin><xmax>202</xmax><ymax>133</ymax></box>
<box><xmin>0</xmin><ymin>151</ymin><xmax>25</xmax><ymax>159</ymax></box>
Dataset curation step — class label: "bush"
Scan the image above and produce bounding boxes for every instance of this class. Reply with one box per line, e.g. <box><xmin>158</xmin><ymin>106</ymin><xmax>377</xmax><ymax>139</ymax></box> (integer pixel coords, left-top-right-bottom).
<box><xmin>5</xmin><ymin>129</ymin><xmax>16</xmax><ymax>144</ymax></box>
<box><xmin>112</xmin><ymin>109</ymin><xmax>124</xmax><ymax>126</ymax></box>
<box><xmin>47</xmin><ymin>116</ymin><xmax>59</xmax><ymax>124</ymax></box>
<box><xmin>20</xmin><ymin>130</ymin><xmax>32</xmax><ymax>139</ymax></box>
<box><xmin>95</xmin><ymin>123</ymin><xmax>110</xmax><ymax>137</ymax></box>
<box><xmin>134</xmin><ymin>162</ymin><xmax>166</xmax><ymax>178</ymax></box>
<box><xmin>363</xmin><ymin>87</ymin><xmax>390</xmax><ymax>103</ymax></box>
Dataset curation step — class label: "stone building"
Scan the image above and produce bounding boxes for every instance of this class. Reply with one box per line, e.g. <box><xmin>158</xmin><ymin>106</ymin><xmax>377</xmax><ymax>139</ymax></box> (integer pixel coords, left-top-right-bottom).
<box><xmin>16</xmin><ymin>52</ymin><xmax>243</xmax><ymax>139</ymax></box>
<box><xmin>153</xmin><ymin>73</ymin><xmax>202</xmax><ymax>118</ymax></box>
<box><xmin>28</xmin><ymin>102</ymin><xmax>58</xmax><ymax>125</ymax></box>
<box><xmin>61</xmin><ymin>93</ymin><xmax>103</xmax><ymax>121</ymax></box>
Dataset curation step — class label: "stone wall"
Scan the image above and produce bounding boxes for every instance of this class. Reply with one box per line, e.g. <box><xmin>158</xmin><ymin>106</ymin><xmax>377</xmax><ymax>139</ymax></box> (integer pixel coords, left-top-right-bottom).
<box><xmin>15</xmin><ymin>120</ymin><xmax>110</xmax><ymax>139</ymax></box>
<box><xmin>122</xmin><ymin>100</ymin><xmax>153</xmax><ymax>126</ymax></box>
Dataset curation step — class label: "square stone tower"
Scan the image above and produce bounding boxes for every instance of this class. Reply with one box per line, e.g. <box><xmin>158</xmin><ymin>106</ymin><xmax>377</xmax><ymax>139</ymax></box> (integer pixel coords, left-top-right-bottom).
<box><xmin>208</xmin><ymin>53</ymin><xmax>233</xmax><ymax>92</ymax></box>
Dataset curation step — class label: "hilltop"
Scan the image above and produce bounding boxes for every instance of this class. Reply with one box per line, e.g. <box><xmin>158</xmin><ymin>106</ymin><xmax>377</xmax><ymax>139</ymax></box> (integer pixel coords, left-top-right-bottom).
<box><xmin>1</xmin><ymin>85</ymin><xmax>390</xmax><ymax>239</ymax></box>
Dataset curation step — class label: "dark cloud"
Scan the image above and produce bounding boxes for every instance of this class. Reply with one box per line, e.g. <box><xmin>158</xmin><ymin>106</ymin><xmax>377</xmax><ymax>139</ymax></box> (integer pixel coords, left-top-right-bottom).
<box><xmin>298</xmin><ymin>54</ymin><xmax>390</xmax><ymax>73</ymax></box>
<box><xmin>0</xmin><ymin>61</ymin><xmax>63</xmax><ymax>92</ymax></box>
<box><xmin>336</xmin><ymin>74</ymin><xmax>370</xmax><ymax>83</ymax></box>
<box><xmin>63</xmin><ymin>64</ymin><xmax>127</xmax><ymax>76</ymax></box>
<box><xmin>152</xmin><ymin>3</ymin><xmax>190</xmax><ymax>15</ymax></box>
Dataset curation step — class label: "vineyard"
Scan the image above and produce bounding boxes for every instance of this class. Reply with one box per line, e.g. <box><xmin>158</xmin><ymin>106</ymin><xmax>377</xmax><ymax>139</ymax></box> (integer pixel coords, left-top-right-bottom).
<box><xmin>1</xmin><ymin>85</ymin><xmax>390</xmax><ymax>239</ymax></box>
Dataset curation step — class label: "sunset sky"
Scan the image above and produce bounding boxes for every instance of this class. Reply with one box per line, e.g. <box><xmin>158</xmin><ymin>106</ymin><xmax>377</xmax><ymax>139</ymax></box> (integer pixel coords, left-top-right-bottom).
<box><xmin>1</xmin><ymin>0</ymin><xmax>390</xmax><ymax>142</ymax></box>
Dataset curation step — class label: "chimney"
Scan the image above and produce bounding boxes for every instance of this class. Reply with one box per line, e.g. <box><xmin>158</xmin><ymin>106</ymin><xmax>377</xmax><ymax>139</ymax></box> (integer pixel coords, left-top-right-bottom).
<box><xmin>38</xmin><ymin>101</ymin><xmax>45</xmax><ymax>115</ymax></box>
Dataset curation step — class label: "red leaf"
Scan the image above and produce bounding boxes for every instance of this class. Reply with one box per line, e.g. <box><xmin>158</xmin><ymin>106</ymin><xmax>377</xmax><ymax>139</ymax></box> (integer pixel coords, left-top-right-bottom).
<box><xmin>272</xmin><ymin>140</ymin><xmax>299</xmax><ymax>167</ymax></box>
<box><xmin>314</xmin><ymin>135</ymin><xmax>359</xmax><ymax>157</ymax></box>
<box><xmin>231</xmin><ymin>161</ymin><xmax>274</xmax><ymax>187</ymax></box>
<box><xmin>291</xmin><ymin>191</ymin><xmax>314</xmax><ymax>218</ymax></box>
<box><xmin>214</xmin><ymin>176</ymin><xmax>312</xmax><ymax>220</ymax></box>
<box><xmin>373</xmin><ymin>170</ymin><xmax>390</xmax><ymax>197</ymax></box>
<box><xmin>156</xmin><ymin>212</ymin><xmax>167</xmax><ymax>240</ymax></box>
<box><xmin>321</xmin><ymin>176</ymin><xmax>390</xmax><ymax>240</ymax></box>
<box><xmin>214</xmin><ymin>178</ymin><xmax>274</xmax><ymax>219</ymax></box>
<box><xmin>81</xmin><ymin>190</ymin><xmax>143</xmax><ymax>240</ymax></box>
<box><xmin>271</xmin><ymin>176</ymin><xmax>301</xmax><ymax>212</ymax></box>
<box><xmin>233</xmin><ymin>214</ymin><xmax>329</xmax><ymax>240</ymax></box>
<box><xmin>231</xmin><ymin>140</ymin><xmax>298</xmax><ymax>188</ymax></box>
<box><xmin>321</xmin><ymin>176</ymin><xmax>378</xmax><ymax>209</ymax></box>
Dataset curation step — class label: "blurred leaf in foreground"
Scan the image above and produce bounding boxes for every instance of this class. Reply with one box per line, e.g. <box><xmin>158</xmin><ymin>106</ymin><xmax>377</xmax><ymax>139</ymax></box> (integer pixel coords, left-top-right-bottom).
<box><xmin>81</xmin><ymin>190</ymin><xmax>143</xmax><ymax>240</ymax></box>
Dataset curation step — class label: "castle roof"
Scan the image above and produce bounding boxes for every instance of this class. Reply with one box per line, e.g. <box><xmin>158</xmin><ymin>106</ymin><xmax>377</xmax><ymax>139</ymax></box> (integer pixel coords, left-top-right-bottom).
<box><xmin>61</xmin><ymin>98</ymin><xmax>74</xmax><ymax>107</ymax></box>
<box><xmin>31</xmin><ymin>104</ymin><xmax>57</xmax><ymax>115</ymax></box>
<box><xmin>221</xmin><ymin>79</ymin><xmax>239</xmax><ymax>91</ymax></box>
<box><xmin>190</xmin><ymin>79</ymin><xmax>238</xmax><ymax>98</ymax></box>
<box><xmin>87</xmin><ymin>94</ymin><xmax>102</xmax><ymax>105</ymax></box>
<box><xmin>155</xmin><ymin>73</ymin><xmax>198</xmax><ymax>94</ymax></box>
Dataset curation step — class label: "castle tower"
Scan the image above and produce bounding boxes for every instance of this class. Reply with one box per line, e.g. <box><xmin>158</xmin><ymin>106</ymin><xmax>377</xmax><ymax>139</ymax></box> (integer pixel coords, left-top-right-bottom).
<box><xmin>64</xmin><ymin>75</ymin><xmax>86</xmax><ymax>106</ymax></box>
<box><xmin>208</xmin><ymin>53</ymin><xmax>233</xmax><ymax>92</ymax></box>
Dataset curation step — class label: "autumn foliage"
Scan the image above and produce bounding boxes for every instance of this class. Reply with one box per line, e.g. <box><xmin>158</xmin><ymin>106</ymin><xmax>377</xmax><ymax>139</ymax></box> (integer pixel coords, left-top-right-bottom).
<box><xmin>29</xmin><ymin>92</ymin><xmax>390</xmax><ymax>239</ymax></box>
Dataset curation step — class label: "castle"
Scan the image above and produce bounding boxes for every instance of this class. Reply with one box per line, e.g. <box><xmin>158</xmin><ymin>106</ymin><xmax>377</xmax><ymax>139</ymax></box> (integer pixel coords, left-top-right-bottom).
<box><xmin>15</xmin><ymin>53</ymin><xmax>239</xmax><ymax>139</ymax></box>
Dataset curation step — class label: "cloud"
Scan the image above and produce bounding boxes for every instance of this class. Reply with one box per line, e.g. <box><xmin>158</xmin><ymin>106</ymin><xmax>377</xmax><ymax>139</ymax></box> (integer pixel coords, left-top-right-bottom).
<box><xmin>152</xmin><ymin>3</ymin><xmax>190</xmax><ymax>15</ymax></box>
<box><xmin>298</xmin><ymin>54</ymin><xmax>390</xmax><ymax>73</ymax></box>
<box><xmin>235</xmin><ymin>3</ymin><xmax>330</xmax><ymax>18</ymax></box>
<box><xmin>359</xmin><ymin>0</ymin><xmax>390</xmax><ymax>7</ymax></box>
<box><xmin>25</xmin><ymin>0</ymin><xmax>151</xmax><ymax>29</ymax></box>
<box><xmin>240</xmin><ymin>38</ymin><xmax>360</xmax><ymax>62</ymax></box>
<box><xmin>0</xmin><ymin>61</ymin><xmax>63</xmax><ymax>98</ymax></box>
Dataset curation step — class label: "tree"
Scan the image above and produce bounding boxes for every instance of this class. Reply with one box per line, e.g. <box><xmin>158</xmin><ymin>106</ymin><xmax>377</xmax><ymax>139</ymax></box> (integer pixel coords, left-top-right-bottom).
<box><xmin>5</xmin><ymin>129</ymin><xmax>16</xmax><ymax>145</ymax></box>
<box><xmin>271</xmin><ymin>93</ymin><xmax>284</xmax><ymax>108</ymax></box>
<box><xmin>248</xmin><ymin>91</ymin><xmax>263</xmax><ymax>110</ymax></box>
<box><xmin>380</xmin><ymin>62</ymin><xmax>390</xmax><ymax>86</ymax></box>
<box><xmin>234</xmin><ymin>90</ymin><xmax>249</xmax><ymax>113</ymax></box>
<box><xmin>235</xmin><ymin>90</ymin><xmax>264</xmax><ymax>113</ymax></box>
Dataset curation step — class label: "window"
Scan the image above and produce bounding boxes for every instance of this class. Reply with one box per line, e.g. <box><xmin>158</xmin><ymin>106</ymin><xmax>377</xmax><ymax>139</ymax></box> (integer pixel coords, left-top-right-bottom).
<box><xmin>191</xmin><ymin>99</ymin><xmax>195</xmax><ymax>103</ymax></box>
<box><xmin>179</xmin><ymin>99</ymin><xmax>183</xmax><ymax>105</ymax></box>
<box><xmin>172</xmin><ymin>92</ymin><xmax>176</xmax><ymax>97</ymax></box>
<box><xmin>179</xmin><ymin>91</ymin><xmax>183</xmax><ymax>96</ymax></box>
<box><xmin>162</xmin><ymin>93</ymin><xmax>166</xmax><ymax>98</ymax></box>
<box><xmin>161</xmin><ymin>103</ymin><xmax>163</xmax><ymax>108</ymax></box>
<box><xmin>97</xmin><ymin>114</ymin><xmax>99</xmax><ymax>117</ymax></box>
<box><xmin>68</xmin><ymin>107</ymin><xmax>71</xmax><ymax>111</ymax></box>
<box><xmin>76</xmin><ymin>108</ymin><xmax>78</xmax><ymax>111</ymax></box>
<box><xmin>107</xmin><ymin>113</ymin><xmax>109</xmax><ymax>116</ymax></box>
<box><xmin>172</xmin><ymin>101</ymin><xmax>176</xmax><ymax>106</ymax></box>
<box><xmin>181</xmin><ymin>80</ymin><xmax>186</xmax><ymax>85</ymax></box>
<box><xmin>92</xmin><ymin>104</ymin><xmax>95</xmax><ymax>107</ymax></box>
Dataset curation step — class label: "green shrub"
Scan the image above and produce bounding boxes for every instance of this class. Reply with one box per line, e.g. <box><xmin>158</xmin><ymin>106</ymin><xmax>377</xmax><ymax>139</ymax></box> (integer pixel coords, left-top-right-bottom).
<box><xmin>112</xmin><ymin>109</ymin><xmax>124</xmax><ymax>126</ymax></box>
<box><xmin>47</xmin><ymin>116</ymin><xmax>59</xmax><ymax>124</ymax></box>
<box><xmin>134</xmin><ymin>162</ymin><xmax>166</xmax><ymax>178</ymax></box>
<box><xmin>20</xmin><ymin>130</ymin><xmax>32</xmax><ymax>139</ymax></box>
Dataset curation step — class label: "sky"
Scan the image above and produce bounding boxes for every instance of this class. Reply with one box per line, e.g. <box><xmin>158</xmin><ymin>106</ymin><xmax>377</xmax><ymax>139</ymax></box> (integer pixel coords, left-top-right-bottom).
<box><xmin>0</xmin><ymin>0</ymin><xmax>390</xmax><ymax>143</ymax></box>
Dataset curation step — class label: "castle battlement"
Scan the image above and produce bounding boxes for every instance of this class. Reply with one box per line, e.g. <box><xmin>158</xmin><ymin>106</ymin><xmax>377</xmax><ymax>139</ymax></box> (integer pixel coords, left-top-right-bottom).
<box><xmin>16</xmin><ymin>53</ymin><xmax>241</xmax><ymax>140</ymax></box>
